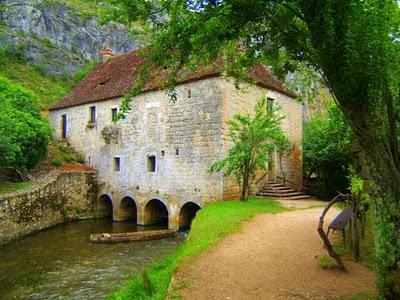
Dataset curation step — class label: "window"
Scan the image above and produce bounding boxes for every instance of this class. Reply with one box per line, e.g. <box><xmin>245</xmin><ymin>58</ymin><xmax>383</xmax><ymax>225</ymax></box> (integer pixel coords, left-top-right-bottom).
<box><xmin>188</xmin><ymin>89</ymin><xmax>192</xmax><ymax>98</ymax></box>
<box><xmin>175</xmin><ymin>149</ymin><xmax>179</xmax><ymax>155</ymax></box>
<box><xmin>147</xmin><ymin>155</ymin><xmax>156</xmax><ymax>172</ymax></box>
<box><xmin>161</xmin><ymin>150</ymin><xmax>165</xmax><ymax>156</ymax></box>
<box><xmin>267</xmin><ymin>97</ymin><xmax>274</xmax><ymax>114</ymax></box>
<box><xmin>111</xmin><ymin>108</ymin><xmax>118</xmax><ymax>121</ymax></box>
<box><xmin>61</xmin><ymin>114</ymin><xmax>67</xmax><ymax>139</ymax></box>
<box><xmin>113</xmin><ymin>157</ymin><xmax>121</xmax><ymax>172</ymax></box>
<box><xmin>89</xmin><ymin>106</ymin><xmax>96</xmax><ymax>123</ymax></box>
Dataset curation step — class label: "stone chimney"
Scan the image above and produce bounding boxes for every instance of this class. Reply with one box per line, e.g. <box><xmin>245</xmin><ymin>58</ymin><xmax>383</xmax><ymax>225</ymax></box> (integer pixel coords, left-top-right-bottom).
<box><xmin>100</xmin><ymin>48</ymin><xmax>114</xmax><ymax>61</ymax></box>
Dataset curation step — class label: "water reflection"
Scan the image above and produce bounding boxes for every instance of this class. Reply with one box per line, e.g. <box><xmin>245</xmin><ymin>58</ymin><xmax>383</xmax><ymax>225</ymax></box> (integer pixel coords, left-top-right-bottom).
<box><xmin>0</xmin><ymin>219</ymin><xmax>180</xmax><ymax>299</ymax></box>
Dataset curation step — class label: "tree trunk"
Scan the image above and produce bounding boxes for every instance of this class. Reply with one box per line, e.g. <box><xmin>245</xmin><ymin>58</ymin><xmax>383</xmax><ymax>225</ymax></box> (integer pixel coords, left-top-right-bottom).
<box><xmin>351</xmin><ymin>195</ymin><xmax>360</xmax><ymax>261</ymax></box>
<box><xmin>241</xmin><ymin>169</ymin><xmax>250</xmax><ymax>201</ymax></box>
<box><xmin>344</xmin><ymin>119</ymin><xmax>400</xmax><ymax>297</ymax></box>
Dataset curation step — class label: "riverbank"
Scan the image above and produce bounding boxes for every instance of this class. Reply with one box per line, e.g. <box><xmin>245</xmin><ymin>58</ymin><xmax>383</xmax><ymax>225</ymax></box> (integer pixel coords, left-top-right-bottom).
<box><xmin>108</xmin><ymin>197</ymin><xmax>286</xmax><ymax>299</ymax></box>
<box><xmin>0</xmin><ymin>169</ymin><xmax>97</xmax><ymax>245</ymax></box>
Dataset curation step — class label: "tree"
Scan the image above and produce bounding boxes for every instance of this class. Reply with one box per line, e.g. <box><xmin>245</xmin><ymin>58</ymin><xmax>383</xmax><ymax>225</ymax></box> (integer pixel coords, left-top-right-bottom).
<box><xmin>303</xmin><ymin>103</ymin><xmax>352</xmax><ymax>198</ymax></box>
<box><xmin>0</xmin><ymin>76</ymin><xmax>51</xmax><ymax>172</ymax></box>
<box><xmin>107</xmin><ymin>0</ymin><xmax>400</xmax><ymax>296</ymax></box>
<box><xmin>209</xmin><ymin>97</ymin><xmax>289</xmax><ymax>201</ymax></box>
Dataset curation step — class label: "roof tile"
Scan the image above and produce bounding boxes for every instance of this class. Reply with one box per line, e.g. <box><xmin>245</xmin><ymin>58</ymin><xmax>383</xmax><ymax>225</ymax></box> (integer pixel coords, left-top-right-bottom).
<box><xmin>50</xmin><ymin>50</ymin><xmax>296</xmax><ymax>110</ymax></box>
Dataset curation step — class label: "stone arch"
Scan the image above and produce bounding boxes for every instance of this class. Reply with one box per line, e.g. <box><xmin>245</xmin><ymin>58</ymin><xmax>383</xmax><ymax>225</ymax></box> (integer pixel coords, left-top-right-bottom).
<box><xmin>98</xmin><ymin>194</ymin><xmax>113</xmax><ymax>218</ymax></box>
<box><xmin>143</xmin><ymin>198</ymin><xmax>169</xmax><ymax>226</ymax></box>
<box><xmin>179</xmin><ymin>202</ymin><xmax>202</xmax><ymax>229</ymax></box>
<box><xmin>118</xmin><ymin>196</ymin><xmax>137</xmax><ymax>221</ymax></box>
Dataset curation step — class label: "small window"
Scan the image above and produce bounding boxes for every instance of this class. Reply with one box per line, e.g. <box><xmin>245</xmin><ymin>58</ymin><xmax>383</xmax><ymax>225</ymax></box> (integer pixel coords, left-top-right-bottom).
<box><xmin>111</xmin><ymin>108</ymin><xmax>118</xmax><ymax>121</ymax></box>
<box><xmin>90</xmin><ymin>106</ymin><xmax>96</xmax><ymax>123</ymax></box>
<box><xmin>175</xmin><ymin>149</ymin><xmax>179</xmax><ymax>155</ymax></box>
<box><xmin>188</xmin><ymin>89</ymin><xmax>192</xmax><ymax>98</ymax></box>
<box><xmin>161</xmin><ymin>150</ymin><xmax>165</xmax><ymax>156</ymax></box>
<box><xmin>267</xmin><ymin>97</ymin><xmax>274</xmax><ymax>114</ymax></box>
<box><xmin>147</xmin><ymin>155</ymin><xmax>156</xmax><ymax>172</ymax></box>
<box><xmin>61</xmin><ymin>114</ymin><xmax>67</xmax><ymax>139</ymax></box>
<box><xmin>113</xmin><ymin>157</ymin><xmax>121</xmax><ymax>172</ymax></box>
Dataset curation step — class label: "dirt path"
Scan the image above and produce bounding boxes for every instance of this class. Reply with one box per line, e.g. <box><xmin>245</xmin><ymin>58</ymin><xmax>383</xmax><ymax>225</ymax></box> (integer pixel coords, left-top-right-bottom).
<box><xmin>171</xmin><ymin>205</ymin><xmax>375</xmax><ymax>300</ymax></box>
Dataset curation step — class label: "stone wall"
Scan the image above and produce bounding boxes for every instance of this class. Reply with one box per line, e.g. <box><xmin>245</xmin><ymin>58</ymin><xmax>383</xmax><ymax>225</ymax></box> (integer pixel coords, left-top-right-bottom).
<box><xmin>49</xmin><ymin>78</ymin><xmax>226</xmax><ymax>229</ymax></box>
<box><xmin>0</xmin><ymin>170</ymin><xmax>98</xmax><ymax>245</ymax></box>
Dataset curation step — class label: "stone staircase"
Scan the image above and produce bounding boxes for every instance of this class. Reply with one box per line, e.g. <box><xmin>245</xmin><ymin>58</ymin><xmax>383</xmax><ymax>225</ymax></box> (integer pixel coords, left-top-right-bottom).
<box><xmin>256</xmin><ymin>180</ymin><xmax>312</xmax><ymax>200</ymax></box>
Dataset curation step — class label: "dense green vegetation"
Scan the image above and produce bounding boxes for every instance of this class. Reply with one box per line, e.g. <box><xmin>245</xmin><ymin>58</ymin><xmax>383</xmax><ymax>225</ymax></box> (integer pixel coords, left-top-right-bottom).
<box><xmin>210</xmin><ymin>97</ymin><xmax>290</xmax><ymax>201</ymax></box>
<box><xmin>109</xmin><ymin>198</ymin><xmax>286</xmax><ymax>299</ymax></box>
<box><xmin>0</xmin><ymin>76</ymin><xmax>51</xmax><ymax>171</ymax></box>
<box><xmin>0</xmin><ymin>47</ymin><xmax>73</xmax><ymax>109</ymax></box>
<box><xmin>303</xmin><ymin>103</ymin><xmax>352</xmax><ymax>198</ymax></box>
<box><xmin>52</xmin><ymin>0</ymin><xmax>108</xmax><ymax>19</ymax></box>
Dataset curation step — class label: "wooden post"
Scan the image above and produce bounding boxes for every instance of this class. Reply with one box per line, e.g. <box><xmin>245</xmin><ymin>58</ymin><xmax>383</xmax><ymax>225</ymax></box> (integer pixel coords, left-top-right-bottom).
<box><xmin>351</xmin><ymin>195</ymin><xmax>360</xmax><ymax>261</ymax></box>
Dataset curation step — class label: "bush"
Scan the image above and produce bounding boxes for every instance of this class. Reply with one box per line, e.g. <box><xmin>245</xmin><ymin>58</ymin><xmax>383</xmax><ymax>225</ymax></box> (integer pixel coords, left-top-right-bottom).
<box><xmin>52</xmin><ymin>141</ymin><xmax>85</xmax><ymax>166</ymax></box>
<box><xmin>0</xmin><ymin>76</ymin><xmax>51</xmax><ymax>171</ymax></box>
<box><xmin>303</xmin><ymin>104</ymin><xmax>352</xmax><ymax>198</ymax></box>
<box><xmin>319</xmin><ymin>255</ymin><xmax>337</xmax><ymax>269</ymax></box>
<box><xmin>51</xmin><ymin>159</ymin><xmax>62</xmax><ymax>167</ymax></box>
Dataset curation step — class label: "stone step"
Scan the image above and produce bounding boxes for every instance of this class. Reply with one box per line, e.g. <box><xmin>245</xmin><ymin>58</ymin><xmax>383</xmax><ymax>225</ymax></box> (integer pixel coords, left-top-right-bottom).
<box><xmin>265</xmin><ymin>183</ymin><xmax>285</xmax><ymax>188</ymax></box>
<box><xmin>260</xmin><ymin>188</ymin><xmax>298</xmax><ymax>193</ymax></box>
<box><xmin>265</xmin><ymin>186</ymin><xmax>293</xmax><ymax>191</ymax></box>
<box><xmin>261</xmin><ymin>187</ymin><xmax>295</xmax><ymax>192</ymax></box>
<box><xmin>256</xmin><ymin>191</ymin><xmax>304</xmax><ymax>197</ymax></box>
<box><xmin>256</xmin><ymin>193</ymin><xmax>312</xmax><ymax>200</ymax></box>
<box><xmin>284</xmin><ymin>195</ymin><xmax>312</xmax><ymax>200</ymax></box>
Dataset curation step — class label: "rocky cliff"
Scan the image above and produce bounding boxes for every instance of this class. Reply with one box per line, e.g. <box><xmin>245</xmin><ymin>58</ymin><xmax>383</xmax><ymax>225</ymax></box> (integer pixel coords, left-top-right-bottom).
<box><xmin>0</xmin><ymin>0</ymin><xmax>139</xmax><ymax>76</ymax></box>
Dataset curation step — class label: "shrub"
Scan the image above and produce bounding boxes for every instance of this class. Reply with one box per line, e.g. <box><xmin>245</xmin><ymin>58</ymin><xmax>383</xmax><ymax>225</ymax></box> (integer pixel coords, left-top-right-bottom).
<box><xmin>319</xmin><ymin>255</ymin><xmax>337</xmax><ymax>269</ymax></box>
<box><xmin>303</xmin><ymin>104</ymin><xmax>352</xmax><ymax>198</ymax></box>
<box><xmin>51</xmin><ymin>159</ymin><xmax>62</xmax><ymax>167</ymax></box>
<box><xmin>0</xmin><ymin>76</ymin><xmax>51</xmax><ymax>172</ymax></box>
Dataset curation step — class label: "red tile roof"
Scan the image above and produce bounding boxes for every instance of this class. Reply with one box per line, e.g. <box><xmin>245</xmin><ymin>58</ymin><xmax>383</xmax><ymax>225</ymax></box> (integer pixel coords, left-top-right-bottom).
<box><xmin>50</xmin><ymin>50</ymin><xmax>296</xmax><ymax>110</ymax></box>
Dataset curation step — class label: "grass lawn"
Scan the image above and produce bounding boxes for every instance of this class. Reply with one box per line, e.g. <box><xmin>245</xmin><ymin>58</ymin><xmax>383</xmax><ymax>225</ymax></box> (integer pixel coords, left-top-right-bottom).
<box><xmin>0</xmin><ymin>182</ymin><xmax>33</xmax><ymax>195</ymax></box>
<box><xmin>108</xmin><ymin>197</ymin><xmax>287</xmax><ymax>300</ymax></box>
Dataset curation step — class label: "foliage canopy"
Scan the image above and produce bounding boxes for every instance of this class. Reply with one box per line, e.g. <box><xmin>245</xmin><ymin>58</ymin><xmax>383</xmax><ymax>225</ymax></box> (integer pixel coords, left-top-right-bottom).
<box><xmin>0</xmin><ymin>76</ymin><xmax>51</xmax><ymax>172</ymax></box>
<box><xmin>303</xmin><ymin>104</ymin><xmax>352</xmax><ymax>198</ymax></box>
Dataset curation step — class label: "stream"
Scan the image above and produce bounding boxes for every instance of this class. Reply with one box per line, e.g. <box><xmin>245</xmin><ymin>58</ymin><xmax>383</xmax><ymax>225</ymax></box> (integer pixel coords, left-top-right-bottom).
<box><xmin>0</xmin><ymin>219</ymin><xmax>180</xmax><ymax>299</ymax></box>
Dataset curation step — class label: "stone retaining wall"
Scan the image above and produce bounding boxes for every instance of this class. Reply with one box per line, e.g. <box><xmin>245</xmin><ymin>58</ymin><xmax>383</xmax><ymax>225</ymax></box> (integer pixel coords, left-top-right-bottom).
<box><xmin>0</xmin><ymin>171</ymin><xmax>98</xmax><ymax>245</ymax></box>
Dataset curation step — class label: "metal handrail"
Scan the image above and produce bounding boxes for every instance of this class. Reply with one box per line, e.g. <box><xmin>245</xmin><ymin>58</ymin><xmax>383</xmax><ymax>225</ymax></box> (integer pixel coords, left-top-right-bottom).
<box><xmin>276</xmin><ymin>175</ymin><xmax>310</xmax><ymax>192</ymax></box>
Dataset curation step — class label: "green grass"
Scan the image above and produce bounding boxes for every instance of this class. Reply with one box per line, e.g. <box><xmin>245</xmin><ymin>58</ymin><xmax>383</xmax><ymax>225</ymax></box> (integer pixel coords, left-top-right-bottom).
<box><xmin>108</xmin><ymin>197</ymin><xmax>287</xmax><ymax>300</ymax></box>
<box><xmin>0</xmin><ymin>59</ymin><xmax>73</xmax><ymax>109</ymax></box>
<box><xmin>319</xmin><ymin>255</ymin><xmax>337</xmax><ymax>269</ymax></box>
<box><xmin>0</xmin><ymin>182</ymin><xmax>33</xmax><ymax>195</ymax></box>
<box><xmin>338</xmin><ymin>291</ymin><xmax>377</xmax><ymax>300</ymax></box>
<box><xmin>54</xmin><ymin>0</ymin><xmax>108</xmax><ymax>18</ymax></box>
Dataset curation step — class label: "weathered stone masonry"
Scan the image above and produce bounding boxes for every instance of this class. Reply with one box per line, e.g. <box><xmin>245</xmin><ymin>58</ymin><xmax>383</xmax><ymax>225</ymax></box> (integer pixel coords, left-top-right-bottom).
<box><xmin>0</xmin><ymin>171</ymin><xmax>98</xmax><ymax>245</ymax></box>
<box><xmin>49</xmin><ymin>77</ymin><xmax>303</xmax><ymax>230</ymax></box>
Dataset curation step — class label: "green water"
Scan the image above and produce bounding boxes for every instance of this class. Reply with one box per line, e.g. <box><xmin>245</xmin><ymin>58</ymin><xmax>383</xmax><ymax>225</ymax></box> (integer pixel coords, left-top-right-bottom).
<box><xmin>0</xmin><ymin>219</ymin><xmax>180</xmax><ymax>299</ymax></box>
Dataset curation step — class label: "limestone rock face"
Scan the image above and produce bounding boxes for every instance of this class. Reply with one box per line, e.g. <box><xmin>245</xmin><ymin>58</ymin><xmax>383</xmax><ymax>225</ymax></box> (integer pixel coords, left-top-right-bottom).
<box><xmin>0</xmin><ymin>0</ymin><xmax>139</xmax><ymax>75</ymax></box>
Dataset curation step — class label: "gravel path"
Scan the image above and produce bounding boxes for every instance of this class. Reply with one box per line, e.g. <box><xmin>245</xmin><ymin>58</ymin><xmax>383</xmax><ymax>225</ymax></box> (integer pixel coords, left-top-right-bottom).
<box><xmin>171</xmin><ymin>205</ymin><xmax>375</xmax><ymax>300</ymax></box>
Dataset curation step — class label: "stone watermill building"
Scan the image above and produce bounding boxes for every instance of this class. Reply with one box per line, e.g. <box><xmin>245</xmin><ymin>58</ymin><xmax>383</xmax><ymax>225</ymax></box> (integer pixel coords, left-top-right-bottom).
<box><xmin>49</xmin><ymin>50</ymin><xmax>303</xmax><ymax>230</ymax></box>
